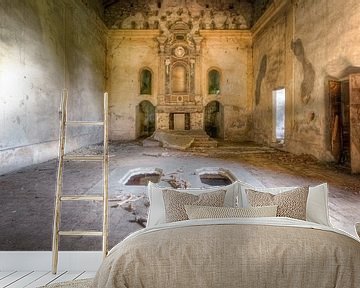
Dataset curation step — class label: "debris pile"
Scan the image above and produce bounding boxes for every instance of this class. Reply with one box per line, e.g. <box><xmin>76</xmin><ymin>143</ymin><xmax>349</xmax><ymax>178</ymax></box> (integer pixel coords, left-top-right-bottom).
<box><xmin>110</xmin><ymin>193</ymin><xmax>149</xmax><ymax>228</ymax></box>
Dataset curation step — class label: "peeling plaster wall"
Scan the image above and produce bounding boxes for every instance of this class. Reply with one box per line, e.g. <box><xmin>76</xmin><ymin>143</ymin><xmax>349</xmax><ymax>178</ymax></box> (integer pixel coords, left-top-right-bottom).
<box><xmin>107</xmin><ymin>30</ymin><xmax>252</xmax><ymax>141</ymax></box>
<box><xmin>252</xmin><ymin>10</ymin><xmax>288</xmax><ymax>144</ymax></box>
<box><xmin>252</xmin><ymin>0</ymin><xmax>360</xmax><ymax>161</ymax></box>
<box><xmin>0</xmin><ymin>0</ymin><xmax>106</xmax><ymax>175</ymax></box>
<box><xmin>108</xmin><ymin>31</ymin><xmax>159</xmax><ymax>140</ymax></box>
<box><xmin>290</xmin><ymin>0</ymin><xmax>360</xmax><ymax>160</ymax></box>
<box><xmin>200</xmin><ymin>31</ymin><xmax>252</xmax><ymax>141</ymax></box>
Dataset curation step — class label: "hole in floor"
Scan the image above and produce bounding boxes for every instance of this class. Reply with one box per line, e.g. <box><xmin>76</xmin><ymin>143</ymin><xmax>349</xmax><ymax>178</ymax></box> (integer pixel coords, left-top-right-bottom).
<box><xmin>199</xmin><ymin>173</ymin><xmax>233</xmax><ymax>186</ymax></box>
<box><xmin>196</xmin><ymin>167</ymin><xmax>237</xmax><ymax>186</ymax></box>
<box><xmin>125</xmin><ymin>173</ymin><xmax>161</xmax><ymax>186</ymax></box>
<box><xmin>121</xmin><ymin>168</ymin><xmax>163</xmax><ymax>186</ymax></box>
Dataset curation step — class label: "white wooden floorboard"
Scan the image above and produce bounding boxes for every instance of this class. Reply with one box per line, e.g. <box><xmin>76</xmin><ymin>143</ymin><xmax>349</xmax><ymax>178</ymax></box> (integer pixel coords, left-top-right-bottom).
<box><xmin>0</xmin><ymin>272</ymin><xmax>16</xmax><ymax>282</ymax></box>
<box><xmin>0</xmin><ymin>251</ymin><xmax>102</xmax><ymax>271</ymax></box>
<box><xmin>75</xmin><ymin>271</ymin><xmax>96</xmax><ymax>280</ymax></box>
<box><xmin>23</xmin><ymin>271</ymin><xmax>66</xmax><ymax>288</ymax></box>
<box><xmin>6</xmin><ymin>271</ymin><xmax>49</xmax><ymax>288</ymax></box>
<box><xmin>47</xmin><ymin>271</ymin><xmax>84</xmax><ymax>284</ymax></box>
<box><xmin>0</xmin><ymin>271</ymin><xmax>95</xmax><ymax>288</ymax></box>
<box><xmin>0</xmin><ymin>271</ymin><xmax>32</xmax><ymax>288</ymax></box>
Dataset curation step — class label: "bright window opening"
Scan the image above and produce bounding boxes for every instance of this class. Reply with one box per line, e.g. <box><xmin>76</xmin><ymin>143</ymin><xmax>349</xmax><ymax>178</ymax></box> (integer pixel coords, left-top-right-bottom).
<box><xmin>273</xmin><ymin>88</ymin><xmax>285</xmax><ymax>143</ymax></box>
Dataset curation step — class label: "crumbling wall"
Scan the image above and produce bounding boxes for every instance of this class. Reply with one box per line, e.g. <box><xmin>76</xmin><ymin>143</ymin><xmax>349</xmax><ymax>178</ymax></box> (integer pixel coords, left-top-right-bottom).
<box><xmin>201</xmin><ymin>31</ymin><xmax>252</xmax><ymax>141</ymax></box>
<box><xmin>108</xmin><ymin>30</ymin><xmax>159</xmax><ymax>140</ymax></box>
<box><xmin>288</xmin><ymin>0</ymin><xmax>360</xmax><ymax>161</ymax></box>
<box><xmin>190</xmin><ymin>113</ymin><xmax>203</xmax><ymax>130</ymax></box>
<box><xmin>108</xmin><ymin>29</ymin><xmax>252</xmax><ymax>141</ymax></box>
<box><xmin>253</xmin><ymin>0</ymin><xmax>273</xmax><ymax>24</ymax></box>
<box><xmin>291</xmin><ymin>38</ymin><xmax>315</xmax><ymax>105</ymax></box>
<box><xmin>255</xmin><ymin>54</ymin><xmax>267</xmax><ymax>105</ymax></box>
<box><xmin>0</xmin><ymin>0</ymin><xmax>106</xmax><ymax>175</ymax></box>
<box><xmin>252</xmin><ymin>11</ymin><xmax>287</xmax><ymax>144</ymax></box>
<box><xmin>252</xmin><ymin>0</ymin><xmax>360</xmax><ymax>161</ymax></box>
<box><xmin>104</xmin><ymin>0</ymin><xmax>253</xmax><ymax>30</ymax></box>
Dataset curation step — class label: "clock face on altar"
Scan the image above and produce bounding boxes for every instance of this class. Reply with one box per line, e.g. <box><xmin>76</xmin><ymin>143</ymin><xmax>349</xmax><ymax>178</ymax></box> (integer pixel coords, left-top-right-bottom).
<box><xmin>174</xmin><ymin>46</ymin><xmax>186</xmax><ymax>57</ymax></box>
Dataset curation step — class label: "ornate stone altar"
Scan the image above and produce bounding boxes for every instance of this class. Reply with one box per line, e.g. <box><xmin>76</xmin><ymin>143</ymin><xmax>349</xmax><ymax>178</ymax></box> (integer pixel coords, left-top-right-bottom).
<box><xmin>156</xmin><ymin>21</ymin><xmax>204</xmax><ymax>130</ymax></box>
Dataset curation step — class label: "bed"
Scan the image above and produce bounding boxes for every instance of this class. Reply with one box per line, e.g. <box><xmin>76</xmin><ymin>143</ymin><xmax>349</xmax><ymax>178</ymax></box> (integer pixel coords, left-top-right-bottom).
<box><xmin>92</xmin><ymin>181</ymin><xmax>360</xmax><ymax>288</ymax></box>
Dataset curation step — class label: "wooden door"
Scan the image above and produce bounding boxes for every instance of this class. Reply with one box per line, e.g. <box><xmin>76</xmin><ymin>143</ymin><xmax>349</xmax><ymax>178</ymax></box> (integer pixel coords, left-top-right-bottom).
<box><xmin>329</xmin><ymin>80</ymin><xmax>341</xmax><ymax>161</ymax></box>
<box><xmin>349</xmin><ymin>74</ymin><xmax>360</xmax><ymax>173</ymax></box>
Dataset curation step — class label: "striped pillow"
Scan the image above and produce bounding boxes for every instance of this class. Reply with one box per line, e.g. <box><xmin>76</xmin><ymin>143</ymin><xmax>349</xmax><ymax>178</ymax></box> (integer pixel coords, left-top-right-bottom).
<box><xmin>185</xmin><ymin>205</ymin><xmax>278</xmax><ymax>219</ymax></box>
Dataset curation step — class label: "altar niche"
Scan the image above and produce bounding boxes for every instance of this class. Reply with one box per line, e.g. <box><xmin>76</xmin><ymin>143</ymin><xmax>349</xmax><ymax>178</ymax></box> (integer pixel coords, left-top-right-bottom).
<box><xmin>171</xmin><ymin>63</ymin><xmax>188</xmax><ymax>94</ymax></box>
<box><xmin>158</xmin><ymin>21</ymin><xmax>202</xmax><ymax>105</ymax></box>
<box><xmin>169</xmin><ymin>113</ymin><xmax>190</xmax><ymax>130</ymax></box>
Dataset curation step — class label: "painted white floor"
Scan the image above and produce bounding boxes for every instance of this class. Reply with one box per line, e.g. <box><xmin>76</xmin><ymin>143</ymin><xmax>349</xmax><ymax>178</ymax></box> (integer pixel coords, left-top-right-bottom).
<box><xmin>0</xmin><ymin>251</ymin><xmax>101</xmax><ymax>287</ymax></box>
<box><xmin>0</xmin><ymin>271</ymin><xmax>95</xmax><ymax>288</ymax></box>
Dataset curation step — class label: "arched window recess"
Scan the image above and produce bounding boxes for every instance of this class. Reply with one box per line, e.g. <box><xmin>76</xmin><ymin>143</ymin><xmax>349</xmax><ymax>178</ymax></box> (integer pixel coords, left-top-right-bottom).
<box><xmin>208</xmin><ymin>69</ymin><xmax>221</xmax><ymax>95</ymax></box>
<box><xmin>140</xmin><ymin>68</ymin><xmax>152</xmax><ymax>95</ymax></box>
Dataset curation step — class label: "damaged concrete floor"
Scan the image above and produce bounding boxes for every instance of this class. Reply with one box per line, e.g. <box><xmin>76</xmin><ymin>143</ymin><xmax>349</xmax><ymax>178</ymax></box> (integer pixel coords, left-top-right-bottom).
<box><xmin>0</xmin><ymin>140</ymin><xmax>359</xmax><ymax>251</ymax></box>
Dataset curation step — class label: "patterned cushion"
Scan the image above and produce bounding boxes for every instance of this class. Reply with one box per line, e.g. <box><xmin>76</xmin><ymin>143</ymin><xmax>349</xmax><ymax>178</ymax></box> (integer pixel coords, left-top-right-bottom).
<box><xmin>184</xmin><ymin>205</ymin><xmax>278</xmax><ymax>219</ymax></box>
<box><xmin>147</xmin><ymin>181</ymin><xmax>240</xmax><ymax>228</ymax></box>
<box><xmin>245</xmin><ymin>186</ymin><xmax>309</xmax><ymax>220</ymax></box>
<box><xmin>162</xmin><ymin>189</ymin><xmax>226</xmax><ymax>223</ymax></box>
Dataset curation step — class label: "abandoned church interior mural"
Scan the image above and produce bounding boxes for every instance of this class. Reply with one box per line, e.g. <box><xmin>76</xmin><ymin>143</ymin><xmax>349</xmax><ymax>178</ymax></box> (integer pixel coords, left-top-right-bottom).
<box><xmin>0</xmin><ymin>0</ymin><xmax>360</xmax><ymax>286</ymax></box>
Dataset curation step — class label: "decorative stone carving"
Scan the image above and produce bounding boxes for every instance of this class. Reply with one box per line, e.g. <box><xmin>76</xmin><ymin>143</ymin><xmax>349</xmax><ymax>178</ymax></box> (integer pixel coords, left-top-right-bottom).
<box><xmin>174</xmin><ymin>46</ymin><xmax>186</xmax><ymax>57</ymax></box>
<box><xmin>104</xmin><ymin>1</ymin><xmax>253</xmax><ymax>30</ymax></box>
<box><xmin>157</xmin><ymin>21</ymin><xmax>202</xmax><ymax>104</ymax></box>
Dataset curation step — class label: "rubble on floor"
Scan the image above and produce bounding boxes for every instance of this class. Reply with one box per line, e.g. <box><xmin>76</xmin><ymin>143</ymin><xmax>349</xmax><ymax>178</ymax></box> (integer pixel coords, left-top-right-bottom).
<box><xmin>0</xmin><ymin>140</ymin><xmax>359</xmax><ymax>251</ymax></box>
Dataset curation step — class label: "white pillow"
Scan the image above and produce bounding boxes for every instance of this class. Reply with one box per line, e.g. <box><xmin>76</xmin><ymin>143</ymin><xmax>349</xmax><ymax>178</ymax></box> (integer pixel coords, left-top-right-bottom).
<box><xmin>147</xmin><ymin>181</ymin><xmax>240</xmax><ymax>227</ymax></box>
<box><xmin>241</xmin><ymin>183</ymin><xmax>331</xmax><ymax>227</ymax></box>
<box><xmin>237</xmin><ymin>181</ymin><xmax>256</xmax><ymax>207</ymax></box>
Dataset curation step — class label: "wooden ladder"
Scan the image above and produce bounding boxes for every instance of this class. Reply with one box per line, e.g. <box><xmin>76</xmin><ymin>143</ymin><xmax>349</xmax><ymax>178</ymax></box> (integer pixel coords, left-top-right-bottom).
<box><xmin>52</xmin><ymin>90</ymin><xmax>109</xmax><ymax>274</ymax></box>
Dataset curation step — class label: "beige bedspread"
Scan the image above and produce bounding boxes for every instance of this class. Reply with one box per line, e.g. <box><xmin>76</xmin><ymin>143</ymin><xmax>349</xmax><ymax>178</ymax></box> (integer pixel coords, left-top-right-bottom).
<box><xmin>93</xmin><ymin>218</ymin><xmax>360</xmax><ymax>288</ymax></box>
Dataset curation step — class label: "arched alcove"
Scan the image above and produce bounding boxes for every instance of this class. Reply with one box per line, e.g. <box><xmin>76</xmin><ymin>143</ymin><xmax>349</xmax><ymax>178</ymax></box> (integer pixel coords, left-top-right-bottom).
<box><xmin>140</xmin><ymin>68</ymin><xmax>152</xmax><ymax>95</ymax></box>
<box><xmin>208</xmin><ymin>69</ymin><xmax>221</xmax><ymax>94</ymax></box>
<box><xmin>204</xmin><ymin>101</ymin><xmax>224</xmax><ymax>138</ymax></box>
<box><xmin>172</xmin><ymin>64</ymin><xmax>188</xmax><ymax>93</ymax></box>
<box><xmin>136</xmin><ymin>100</ymin><xmax>155</xmax><ymax>137</ymax></box>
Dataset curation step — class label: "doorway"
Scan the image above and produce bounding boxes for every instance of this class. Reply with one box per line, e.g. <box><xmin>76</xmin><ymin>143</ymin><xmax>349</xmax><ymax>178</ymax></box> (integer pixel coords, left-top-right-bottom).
<box><xmin>136</xmin><ymin>101</ymin><xmax>155</xmax><ymax>138</ymax></box>
<box><xmin>174</xmin><ymin>113</ymin><xmax>185</xmax><ymax>130</ymax></box>
<box><xmin>169</xmin><ymin>113</ymin><xmax>190</xmax><ymax>130</ymax></box>
<box><xmin>204</xmin><ymin>101</ymin><xmax>223</xmax><ymax>138</ymax></box>
<box><xmin>329</xmin><ymin>80</ymin><xmax>350</xmax><ymax>166</ymax></box>
<box><xmin>273</xmin><ymin>88</ymin><xmax>285</xmax><ymax>143</ymax></box>
<box><xmin>329</xmin><ymin>74</ymin><xmax>360</xmax><ymax>174</ymax></box>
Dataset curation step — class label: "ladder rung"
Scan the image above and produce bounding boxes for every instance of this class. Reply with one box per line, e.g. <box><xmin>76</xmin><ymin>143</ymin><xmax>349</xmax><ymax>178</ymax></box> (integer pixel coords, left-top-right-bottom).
<box><xmin>59</xmin><ymin>231</ymin><xmax>103</xmax><ymax>237</ymax></box>
<box><xmin>66</xmin><ymin>121</ymin><xmax>104</xmax><ymax>126</ymax></box>
<box><xmin>63</xmin><ymin>155</ymin><xmax>104</xmax><ymax>161</ymax></box>
<box><xmin>60</xmin><ymin>195</ymin><xmax>104</xmax><ymax>201</ymax></box>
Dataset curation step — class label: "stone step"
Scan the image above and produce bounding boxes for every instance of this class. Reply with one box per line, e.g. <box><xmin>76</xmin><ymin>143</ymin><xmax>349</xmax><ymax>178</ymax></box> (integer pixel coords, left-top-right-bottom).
<box><xmin>146</xmin><ymin>130</ymin><xmax>217</xmax><ymax>149</ymax></box>
<box><xmin>191</xmin><ymin>142</ymin><xmax>218</xmax><ymax>148</ymax></box>
<box><xmin>192</xmin><ymin>138</ymin><xmax>214</xmax><ymax>144</ymax></box>
<box><xmin>192</xmin><ymin>137</ymin><xmax>211</xmax><ymax>142</ymax></box>
<box><xmin>191</xmin><ymin>138</ymin><xmax>217</xmax><ymax>148</ymax></box>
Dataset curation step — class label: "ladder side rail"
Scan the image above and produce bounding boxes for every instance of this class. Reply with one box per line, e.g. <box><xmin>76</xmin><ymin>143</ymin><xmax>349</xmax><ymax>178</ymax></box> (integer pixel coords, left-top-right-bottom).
<box><xmin>52</xmin><ymin>89</ymin><xmax>68</xmax><ymax>274</ymax></box>
<box><xmin>102</xmin><ymin>92</ymin><xmax>109</xmax><ymax>258</ymax></box>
